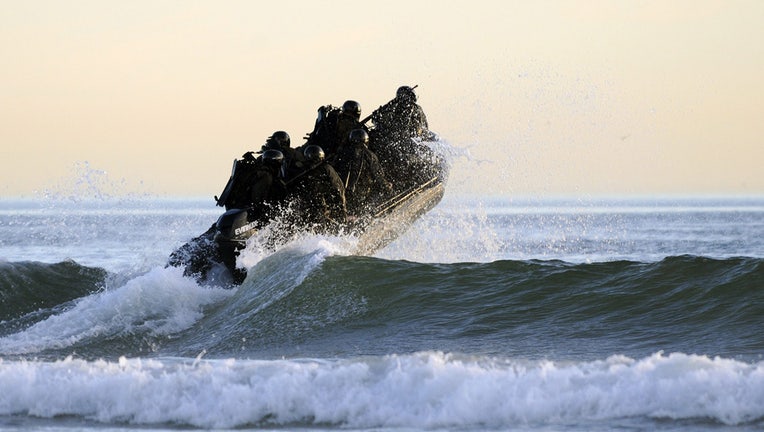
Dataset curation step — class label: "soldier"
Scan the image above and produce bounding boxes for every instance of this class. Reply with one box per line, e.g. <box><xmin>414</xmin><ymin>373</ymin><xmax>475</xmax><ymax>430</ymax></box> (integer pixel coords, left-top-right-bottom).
<box><xmin>287</xmin><ymin>145</ymin><xmax>347</xmax><ymax>230</ymax></box>
<box><xmin>246</xmin><ymin>149</ymin><xmax>288</xmax><ymax>222</ymax></box>
<box><xmin>332</xmin><ymin>129</ymin><xmax>393</xmax><ymax>216</ymax></box>
<box><xmin>332</xmin><ymin>100</ymin><xmax>365</xmax><ymax>156</ymax></box>
<box><xmin>304</xmin><ymin>100</ymin><xmax>368</xmax><ymax>160</ymax></box>
<box><xmin>369</xmin><ymin>86</ymin><xmax>438</xmax><ymax>193</ymax></box>
<box><xmin>371</xmin><ymin>86</ymin><xmax>430</xmax><ymax>142</ymax></box>
<box><xmin>219</xmin><ymin>128</ymin><xmax>296</xmax><ymax>203</ymax></box>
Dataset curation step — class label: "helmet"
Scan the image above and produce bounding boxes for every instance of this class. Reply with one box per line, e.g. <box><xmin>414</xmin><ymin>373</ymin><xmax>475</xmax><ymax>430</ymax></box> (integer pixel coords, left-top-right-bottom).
<box><xmin>303</xmin><ymin>145</ymin><xmax>325</xmax><ymax>163</ymax></box>
<box><xmin>261</xmin><ymin>149</ymin><xmax>284</xmax><ymax>168</ymax></box>
<box><xmin>266</xmin><ymin>130</ymin><xmax>290</xmax><ymax>149</ymax></box>
<box><xmin>341</xmin><ymin>100</ymin><xmax>362</xmax><ymax>119</ymax></box>
<box><xmin>396</xmin><ymin>85</ymin><xmax>417</xmax><ymax>102</ymax></box>
<box><xmin>348</xmin><ymin>129</ymin><xmax>369</xmax><ymax>145</ymax></box>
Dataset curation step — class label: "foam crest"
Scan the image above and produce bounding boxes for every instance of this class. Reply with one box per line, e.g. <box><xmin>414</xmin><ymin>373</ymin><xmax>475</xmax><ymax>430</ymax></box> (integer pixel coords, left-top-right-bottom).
<box><xmin>0</xmin><ymin>267</ymin><xmax>232</xmax><ymax>355</ymax></box>
<box><xmin>238</xmin><ymin>227</ymin><xmax>354</xmax><ymax>272</ymax></box>
<box><xmin>0</xmin><ymin>352</ymin><xmax>761</xmax><ymax>428</ymax></box>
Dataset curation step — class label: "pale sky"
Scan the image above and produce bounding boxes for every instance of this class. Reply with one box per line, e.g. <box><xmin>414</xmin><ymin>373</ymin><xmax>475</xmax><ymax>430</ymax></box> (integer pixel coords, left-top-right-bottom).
<box><xmin>1</xmin><ymin>0</ymin><xmax>762</xmax><ymax>198</ymax></box>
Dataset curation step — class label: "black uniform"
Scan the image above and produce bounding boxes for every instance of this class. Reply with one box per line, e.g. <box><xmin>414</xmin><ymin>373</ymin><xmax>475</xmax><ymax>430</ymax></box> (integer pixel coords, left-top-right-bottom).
<box><xmin>370</xmin><ymin>95</ymin><xmax>437</xmax><ymax>193</ymax></box>
<box><xmin>305</xmin><ymin>105</ymin><xmax>368</xmax><ymax>160</ymax></box>
<box><xmin>371</xmin><ymin>96</ymin><xmax>429</xmax><ymax>142</ymax></box>
<box><xmin>246</xmin><ymin>162</ymin><xmax>287</xmax><ymax>223</ymax></box>
<box><xmin>287</xmin><ymin>161</ymin><xmax>347</xmax><ymax>230</ymax></box>
<box><xmin>332</xmin><ymin>142</ymin><xmax>392</xmax><ymax>216</ymax></box>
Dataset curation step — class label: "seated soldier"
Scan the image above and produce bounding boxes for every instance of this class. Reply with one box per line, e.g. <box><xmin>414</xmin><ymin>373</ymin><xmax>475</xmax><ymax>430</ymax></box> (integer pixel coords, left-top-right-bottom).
<box><xmin>218</xmin><ymin>131</ymin><xmax>293</xmax><ymax>210</ymax></box>
<box><xmin>332</xmin><ymin>100</ymin><xmax>365</xmax><ymax>156</ymax></box>
<box><xmin>332</xmin><ymin>129</ymin><xmax>393</xmax><ymax>217</ymax></box>
<box><xmin>304</xmin><ymin>100</ymin><xmax>368</xmax><ymax>160</ymax></box>
<box><xmin>286</xmin><ymin>145</ymin><xmax>347</xmax><ymax>231</ymax></box>
<box><xmin>243</xmin><ymin>130</ymin><xmax>305</xmax><ymax>178</ymax></box>
<box><xmin>246</xmin><ymin>149</ymin><xmax>288</xmax><ymax>222</ymax></box>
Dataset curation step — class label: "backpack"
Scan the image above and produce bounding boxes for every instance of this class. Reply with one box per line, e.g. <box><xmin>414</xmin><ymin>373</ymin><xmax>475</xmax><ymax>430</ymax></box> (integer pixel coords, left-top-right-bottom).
<box><xmin>305</xmin><ymin>105</ymin><xmax>340</xmax><ymax>151</ymax></box>
<box><xmin>215</xmin><ymin>158</ymin><xmax>261</xmax><ymax>209</ymax></box>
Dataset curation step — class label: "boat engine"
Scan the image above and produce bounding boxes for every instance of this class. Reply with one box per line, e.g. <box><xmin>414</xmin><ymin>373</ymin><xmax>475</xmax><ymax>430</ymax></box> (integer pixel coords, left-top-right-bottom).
<box><xmin>213</xmin><ymin>208</ymin><xmax>258</xmax><ymax>282</ymax></box>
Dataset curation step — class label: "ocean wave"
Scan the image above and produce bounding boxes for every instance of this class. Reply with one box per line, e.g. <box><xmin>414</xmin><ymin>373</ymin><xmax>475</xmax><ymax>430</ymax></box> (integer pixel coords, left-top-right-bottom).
<box><xmin>1</xmin><ymin>255</ymin><xmax>762</xmax><ymax>361</ymax></box>
<box><xmin>0</xmin><ymin>351</ymin><xmax>762</xmax><ymax>429</ymax></box>
<box><xmin>0</xmin><ymin>266</ymin><xmax>232</xmax><ymax>357</ymax></box>
<box><xmin>0</xmin><ymin>260</ymin><xmax>107</xmax><ymax>322</ymax></box>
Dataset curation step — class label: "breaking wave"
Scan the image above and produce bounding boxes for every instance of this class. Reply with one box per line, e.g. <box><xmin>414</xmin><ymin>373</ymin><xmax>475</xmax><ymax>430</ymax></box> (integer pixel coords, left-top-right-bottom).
<box><xmin>0</xmin><ymin>352</ymin><xmax>762</xmax><ymax>429</ymax></box>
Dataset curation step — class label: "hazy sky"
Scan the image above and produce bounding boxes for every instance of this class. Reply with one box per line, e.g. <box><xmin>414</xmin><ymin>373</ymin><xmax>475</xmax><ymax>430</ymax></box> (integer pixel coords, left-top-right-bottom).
<box><xmin>2</xmin><ymin>0</ymin><xmax>762</xmax><ymax>198</ymax></box>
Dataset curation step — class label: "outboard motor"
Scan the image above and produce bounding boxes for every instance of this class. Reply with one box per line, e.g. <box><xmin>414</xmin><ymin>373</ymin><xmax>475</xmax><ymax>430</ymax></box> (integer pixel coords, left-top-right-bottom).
<box><xmin>213</xmin><ymin>208</ymin><xmax>259</xmax><ymax>283</ymax></box>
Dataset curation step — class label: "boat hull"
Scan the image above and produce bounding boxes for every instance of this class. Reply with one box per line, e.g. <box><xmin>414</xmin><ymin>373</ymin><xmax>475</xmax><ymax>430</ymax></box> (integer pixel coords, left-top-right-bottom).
<box><xmin>354</xmin><ymin>180</ymin><xmax>445</xmax><ymax>255</ymax></box>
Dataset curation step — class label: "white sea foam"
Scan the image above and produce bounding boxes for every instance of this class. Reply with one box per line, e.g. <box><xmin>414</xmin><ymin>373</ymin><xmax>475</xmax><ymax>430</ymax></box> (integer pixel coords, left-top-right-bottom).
<box><xmin>0</xmin><ymin>352</ymin><xmax>761</xmax><ymax>429</ymax></box>
<box><xmin>238</xmin><ymin>230</ymin><xmax>352</xmax><ymax>272</ymax></box>
<box><xmin>0</xmin><ymin>266</ymin><xmax>232</xmax><ymax>355</ymax></box>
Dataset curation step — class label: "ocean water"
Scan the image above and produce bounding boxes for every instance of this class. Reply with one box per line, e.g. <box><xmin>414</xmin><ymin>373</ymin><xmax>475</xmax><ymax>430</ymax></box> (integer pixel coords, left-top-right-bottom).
<box><xmin>1</xmin><ymin>194</ymin><xmax>763</xmax><ymax>431</ymax></box>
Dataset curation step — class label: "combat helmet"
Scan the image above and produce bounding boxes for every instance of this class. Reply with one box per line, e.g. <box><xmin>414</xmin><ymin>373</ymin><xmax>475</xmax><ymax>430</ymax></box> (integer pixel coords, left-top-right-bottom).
<box><xmin>303</xmin><ymin>145</ymin><xmax>325</xmax><ymax>164</ymax></box>
<box><xmin>261</xmin><ymin>149</ymin><xmax>284</xmax><ymax>168</ymax></box>
<box><xmin>341</xmin><ymin>100</ymin><xmax>362</xmax><ymax>120</ymax></box>
<box><xmin>396</xmin><ymin>85</ymin><xmax>417</xmax><ymax>102</ymax></box>
<box><xmin>348</xmin><ymin>129</ymin><xmax>369</xmax><ymax>145</ymax></box>
<box><xmin>265</xmin><ymin>131</ymin><xmax>291</xmax><ymax>150</ymax></box>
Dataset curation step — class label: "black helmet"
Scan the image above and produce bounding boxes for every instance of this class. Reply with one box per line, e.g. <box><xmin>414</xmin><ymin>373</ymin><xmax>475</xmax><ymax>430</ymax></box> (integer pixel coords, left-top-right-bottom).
<box><xmin>261</xmin><ymin>149</ymin><xmax>284</xmax><ymax>168</ymax></box>
<box><xmin>266</xmin><ymin>130</ymin><xmax>290</xmax><ymax>149</ymax></box>
<box><xmin>396</xmin><ymin>85</ymin><xmax>417</xmax><ymax>102</ymax></box>
<box><xmin>348</xmin><ymin>129</ymin><xmax>369</xmax><ymax>145</ymax></box>
<box><xmin>303</xmin><ymin>145</ymin><xmax>325</xmax><ymax>164</ymax></box>
<box><xmin>341</xmin><ymin>100</ymin><xmax>361</xmax><ymax>119</ymax></box>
